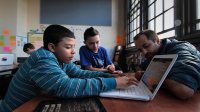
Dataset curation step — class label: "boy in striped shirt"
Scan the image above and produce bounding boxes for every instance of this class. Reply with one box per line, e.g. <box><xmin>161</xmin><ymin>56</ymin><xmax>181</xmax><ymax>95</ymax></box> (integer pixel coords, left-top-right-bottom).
<box><xmin>0</xmin><ymin>24</ymin><xmax>138</xmax><ymax>111</ymax></box>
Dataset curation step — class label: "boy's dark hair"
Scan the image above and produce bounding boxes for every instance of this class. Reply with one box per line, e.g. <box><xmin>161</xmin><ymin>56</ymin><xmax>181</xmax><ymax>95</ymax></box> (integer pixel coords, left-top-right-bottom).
<box><xmin>23</xmin><ymin>43</ymin><xmax>35</xmax><ymax>52</ymax></box>
<box><xmin>134</xmin><ymin>30</ymin><xmax>158</xmax><ymax>42</ymax></box>
<box><xmin>43</xmin><ymin>24</ymin><xmax>75</xmax><ymax>50</ymax></box>
<box><xmin>84</xmin><ymin>27</ymin><xmax>99</xmax><ymax>41</ymax></box>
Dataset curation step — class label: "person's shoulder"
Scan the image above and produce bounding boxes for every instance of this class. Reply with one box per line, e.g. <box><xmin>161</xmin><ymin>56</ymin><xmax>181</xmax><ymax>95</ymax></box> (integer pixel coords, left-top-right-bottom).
<box><xmin>64</xmin><ymin>62</ymin><xmax>79</xmax><ymax>69</ymax></box>
<box><xmin>31</xmin><ymin>48</ymin><xmax>55</xmax><ymax>60</ymax></box>
<box><xmin>80</xmin><ymin>45</ymin><xmax>86</xmax><ymax>49</ymax></box>
<box><xmin>162</xmin><ymin>38</ymin><xmax>176</xmax><ymax>44</ymax></box>
<box><xmin>99</xmin><ymin>46</ymin><xmax>107</xmax><ymax>51</ymax></box>
<box><xmin>79</xmin><ymin>46</ymin><xmax>89</xmax><ymax>53</ymax></box>
<box><xmin>79</xmin><ymin>46</ymin><xmax>87</xmax><ymax>50</ymax></box>
<box><xmin>163</xmin><ymin>38</ymin><xmax>184</xmax><ymax>48</ymax></box>
<box><xmin>163</xmin><ymin>38</ymin><xmax>198</xmax><ymax>52</ymax></box>
<box><xmin>99</xmin><ymin>47</ymin><xmax>109</xmax><ymax>55</ymax></box>
<box><xmin>164</xmin><ymin>38</ymin><xmax>188</xmax><ymax>45</ymax></box>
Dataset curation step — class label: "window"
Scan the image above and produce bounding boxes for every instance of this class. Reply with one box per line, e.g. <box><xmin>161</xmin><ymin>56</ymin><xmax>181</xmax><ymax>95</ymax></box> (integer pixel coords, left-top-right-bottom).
<box><xmin>126</xmin><ymin>0</ymin><xmax>175</xmax><ymax>48</ymax></box>
<box><xmin>197</xmin><ymin>0</ymin><xmax>200</xmax><ymax>30</ymax></box>
<box><xmin>126</xmin><ymin>0</ymin><xmax>141</xmax><ymax>47</ymax></box>
<box><xmin>175</xmin><ymin>0</ymin><xmax>200</xmax><ymax>44</ymax></box>
<box><xmin>126</xmin><ymin>0</ymin><xmax>200</xmax><ymax>48</ymax></box>
<box><xmin>147</xmin><ymin>0</ymin><xmax>175</xmax><ymax>39</ymax></box>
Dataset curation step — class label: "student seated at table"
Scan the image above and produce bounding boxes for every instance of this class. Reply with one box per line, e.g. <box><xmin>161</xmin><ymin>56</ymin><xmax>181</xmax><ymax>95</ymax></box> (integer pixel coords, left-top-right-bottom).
<box><xmin>79</xmin><ymin>27</ymin><xmax>122</xmax><ymax>74</ymax></box>
<box><xmin>0</xmin><ymin>24</ymin><xmax>138</xmax><ymax>111</ymax></box>
<box><xmin>23</xmin><ymin>43</ymin><xmax>35</xmax><ymax>55</ymax></box>
<box><xmin>134</xmin><ymin>30</ymin><xmax>200</xmax><ymax>100</ymax></box>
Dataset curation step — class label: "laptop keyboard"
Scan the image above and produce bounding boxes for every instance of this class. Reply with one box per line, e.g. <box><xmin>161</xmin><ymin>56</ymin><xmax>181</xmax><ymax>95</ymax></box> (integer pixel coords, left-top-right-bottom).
<box><xmin>119</xmin><ymin>85</ymin><xmax>147</xmax><ymax>96</ymax></box>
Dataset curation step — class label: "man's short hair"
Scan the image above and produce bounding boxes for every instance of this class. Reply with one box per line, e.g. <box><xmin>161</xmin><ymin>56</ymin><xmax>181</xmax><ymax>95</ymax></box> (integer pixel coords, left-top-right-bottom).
<box><xmin>23</xmin><ymin>43</ymin><xmax>35</xmax><ymax>52</ymax></box>
<box><xmin>134</xmin><ymin>30</ymin><xmax>158</xmax><ymax>41</ymax></box>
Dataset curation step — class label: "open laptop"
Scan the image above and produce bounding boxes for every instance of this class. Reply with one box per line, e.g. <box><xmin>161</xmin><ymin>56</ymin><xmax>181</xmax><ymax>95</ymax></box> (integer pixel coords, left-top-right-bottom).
<box><xmin>100</xmin><ymin>54</ymin><xmax>178</xmax><ymax>101</ymax></box>
<box><xmin>0</xmin><ymin>54</ymin><xmax>14</xmax><ymax>65</ymax></box>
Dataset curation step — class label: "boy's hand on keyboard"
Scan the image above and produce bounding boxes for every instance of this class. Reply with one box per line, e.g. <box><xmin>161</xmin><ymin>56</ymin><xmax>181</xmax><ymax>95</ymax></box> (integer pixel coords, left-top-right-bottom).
<box><xmin>121</xmin><ymin>72</ymin><xmax>140</xmax><ymax>82</ymax></box>
<box><xmin>125</xmin><ymin>85</ymin><xmax>137</xmax><ymax>89</ymax></box>
<box><xmin>115</xmin><ymin>76</ymin><xmax>139</xmax><ymax>89</ymax></box>
<box><xmin>112</xmin><ymin>70</ymin><xmax>123</xmax><ymax>74</ymax></box>
<box><xmin>108</xmin><ymin>71</ymin><xmax>124</xmax><ymax>77</ymax></box>
<box><xmin>127</xmin><ymin>75</ymin><xmax>139</xmax><ymax>86</ymax></box>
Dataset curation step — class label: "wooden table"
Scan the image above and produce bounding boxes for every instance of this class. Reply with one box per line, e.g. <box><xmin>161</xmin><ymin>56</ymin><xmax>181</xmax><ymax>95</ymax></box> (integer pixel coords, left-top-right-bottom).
<box><xmin>100</xmin><ymin>90</ymin><xmax>200</xmax><ymax>112</ymax></box>
<box><xmin>14</xmin><ymin>89</ymin><xmax>200</xmax><ymax>112</ymax></box>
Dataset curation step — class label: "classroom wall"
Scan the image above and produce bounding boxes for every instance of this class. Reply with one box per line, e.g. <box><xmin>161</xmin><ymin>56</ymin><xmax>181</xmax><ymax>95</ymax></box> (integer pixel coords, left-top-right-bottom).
<box><xmin>16</xmin><ymin>0</ymin><xmax>29</xmax><ymax>58</ymax></box>
<box><xmin>0</xmin><ymin>0</ymin><xmax>125</xmax><ymax>62</ymax></box>
<box><xmin>0</xmin><ymin>0</ymin><xmax>18</xmax><ymax>62</ymax></box>
<box><xmin>0</xmin><ymin>0</ymin><xmax>17</xmax><ymax>35</ymax></box>
<box><xmin>0</xmin><ymin>0</ymin><xmax>29</xmax><ymax>61</ymax></box>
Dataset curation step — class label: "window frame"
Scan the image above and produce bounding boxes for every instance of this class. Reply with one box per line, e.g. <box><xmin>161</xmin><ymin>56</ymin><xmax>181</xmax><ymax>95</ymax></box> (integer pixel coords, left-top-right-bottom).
<box><xmin>126</xmin><ymin>0</ymin><xmax>200</xmax><ymax>48</ymax></box>
<box><xmin>175</xmin><ymin>0</ymin><xmax>200</xmax><ymax>45</ymax></box>
<box><xmin>126</xmin><ymin>0</ymin><xmax>176</xmax><ymax>48</ymax></box>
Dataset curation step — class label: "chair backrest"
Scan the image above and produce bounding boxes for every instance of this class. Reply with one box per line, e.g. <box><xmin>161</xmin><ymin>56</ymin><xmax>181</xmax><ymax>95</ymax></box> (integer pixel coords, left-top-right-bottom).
<box><xmin>0</xmin><ymin>75</ymin><xmax>13</xmax><ymax>99</ymax></box>
<box><xmin>17</xmin><ymin>57</ymin><xmax>28</xmax><ymax>64</ymax></box>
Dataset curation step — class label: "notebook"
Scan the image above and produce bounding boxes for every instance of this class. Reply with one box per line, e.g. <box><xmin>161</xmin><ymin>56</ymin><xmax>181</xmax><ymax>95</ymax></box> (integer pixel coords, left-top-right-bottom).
<box><xmin>34</xmin><ymin>97</ymin><xmax>106</xmax><ymax>112</ymax></box>
<box><xmin>0</xmin><ymin>54</ymin><xmax>14</xmax><ymax>65</ymax></box>
<box><xmin>100</xmin><ymin>54</ymin><xmax>178</xmax><ymax>101</ymax></box>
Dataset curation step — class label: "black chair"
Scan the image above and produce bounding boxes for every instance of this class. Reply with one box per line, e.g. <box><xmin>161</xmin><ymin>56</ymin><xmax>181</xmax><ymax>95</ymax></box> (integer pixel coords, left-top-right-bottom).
<box><xmin>17</xmin><ymin>57</ymin><xmax>28</xmax><ymax>64</ymax></box>
<box><xmin>0</xmin><ymin>75</ymin><xmax>12</xmax><ymax>99</ymax></box>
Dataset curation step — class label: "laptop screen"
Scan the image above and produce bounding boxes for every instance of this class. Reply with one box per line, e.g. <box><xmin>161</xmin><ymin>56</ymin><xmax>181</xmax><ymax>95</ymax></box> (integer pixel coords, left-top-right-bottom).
<box><xmin>0</xmin><ymin>54</ymin><xmax>14</xmax><ymax>65</ymax></box>
<box><xmin>142</xmin><ymin>58</ymin><xmax>173</xmax><ymax>93</ymax></box>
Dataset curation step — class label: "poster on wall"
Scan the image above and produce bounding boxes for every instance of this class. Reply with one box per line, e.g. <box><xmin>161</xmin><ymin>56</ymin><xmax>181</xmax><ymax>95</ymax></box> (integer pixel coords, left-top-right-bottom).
<box><xmin>0</xmin><ymin>29</ymin><xmax>16</xmax><ymax>53</ymax></box>
<box><xmin>16</xmin><ymin>35</ymin><xmax>27</xmax><ymax>47</ymax></box>
<box><xmin>28</xmin><ymin>33</ymin><xmax>43</xmax><ymax>50</ymax></box>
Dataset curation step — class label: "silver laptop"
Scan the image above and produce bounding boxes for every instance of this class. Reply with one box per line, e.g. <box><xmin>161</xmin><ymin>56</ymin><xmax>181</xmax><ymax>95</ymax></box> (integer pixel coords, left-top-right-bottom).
<box><xmin>100</xmin><ymin>54</ymin><xmax>178</xmax><ymax>101</ymax></box>
<box><xmin>0</xmin><ymin>54</ymin><xmax>14</xmax><ymax>65</ymax></box>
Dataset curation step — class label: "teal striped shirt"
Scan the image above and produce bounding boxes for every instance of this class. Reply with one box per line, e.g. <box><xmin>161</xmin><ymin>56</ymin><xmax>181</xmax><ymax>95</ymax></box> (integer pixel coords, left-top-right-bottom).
<box><xmin>0</xmin><ymin>48</ymin><xmax>116</xmax><ymax>111</ymax></box>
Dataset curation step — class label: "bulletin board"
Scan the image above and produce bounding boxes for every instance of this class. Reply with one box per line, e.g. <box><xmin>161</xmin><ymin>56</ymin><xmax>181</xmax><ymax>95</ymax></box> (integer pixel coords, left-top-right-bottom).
<box><xmin>27</xmin><ymin>33</ymin><xmax>43</xmax><ymax>50</ymax></box>
<box><xmin>40</xmin><ymin>0</ymin><xmax>111</xmax><ymax>26</ymax></box>
<box><xmin>0</xmin><ymin>29</ymin><xmax>16</xmax><ymax>53</ymax></box>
